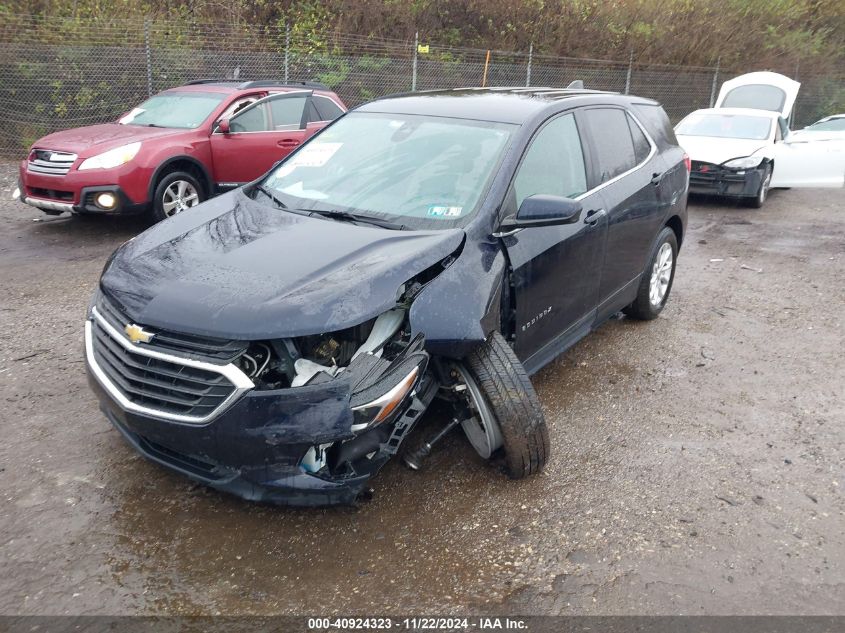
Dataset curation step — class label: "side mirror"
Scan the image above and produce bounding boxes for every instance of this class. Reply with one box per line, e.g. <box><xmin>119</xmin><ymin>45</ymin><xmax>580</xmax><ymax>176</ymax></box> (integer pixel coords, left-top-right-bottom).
<box><xmin>217</xmin><ymin>118</ymin><xmax>231</xmax><ymax>134</ymax></box>
<box><xmin>499</xmin><ymin>195</ymin><xmax>583</xmax><ymax>231</ymax></box>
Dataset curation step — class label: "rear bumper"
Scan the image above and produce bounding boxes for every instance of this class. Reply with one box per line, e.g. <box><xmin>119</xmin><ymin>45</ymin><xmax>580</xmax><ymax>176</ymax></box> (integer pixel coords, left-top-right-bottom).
<box><xmin>689</xmin><ymin>164</ymin><xmax>764</xmax><ymax>198</ymax></box>
<box><xmin>18</xmin><ymin>160</ymin><xmax>149</xmax><ymax>215</ymax></box>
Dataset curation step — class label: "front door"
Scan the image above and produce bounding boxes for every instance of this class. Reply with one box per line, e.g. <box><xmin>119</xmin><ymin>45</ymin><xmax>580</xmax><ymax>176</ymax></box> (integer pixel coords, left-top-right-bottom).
<box><xmin>209</xmin><ymin>91</ymin><xmax>312</xmax><ymax>185</ymax></box>
<box><xmin>771</xmin><ymin>136</ymin><xmax>845</xmax><ymax>188</ymax></box>
<box><xmin>501</xmin><ymin>111</ymin><xmax>608</xmax><ymax>366</ymax></box>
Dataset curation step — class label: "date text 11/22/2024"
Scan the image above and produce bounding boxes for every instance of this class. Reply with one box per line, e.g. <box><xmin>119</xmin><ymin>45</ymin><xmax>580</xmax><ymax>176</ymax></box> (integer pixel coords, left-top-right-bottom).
<box><xmin>306</xmin><ymin>617</ymin><xmax>528</xmax><ymax>630</ymax></box>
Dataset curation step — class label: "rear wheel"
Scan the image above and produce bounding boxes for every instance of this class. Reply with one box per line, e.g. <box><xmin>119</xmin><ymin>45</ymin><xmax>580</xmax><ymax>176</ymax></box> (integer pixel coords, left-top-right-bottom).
<box><xmin>745</xmin><ymin>163</ymin><xmax>772</xmax><ymax>208</ymax></box>
<box><xmin>457</xmin><ymin>331</ymin><xmax>549</xmax><ymax>478</ymax></box>
<box><xmin>151</xmin><ymin>171</ymin><xmax>204</xmax><ymax>222</ymax></box>
<box><xmin>623</xmin><ymin>226</ymin><xmax>678</xmax><ymax>320</ymax></box>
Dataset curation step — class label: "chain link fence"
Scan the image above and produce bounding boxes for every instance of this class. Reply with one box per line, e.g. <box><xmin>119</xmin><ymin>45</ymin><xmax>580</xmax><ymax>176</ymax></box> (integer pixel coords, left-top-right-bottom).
<box><xmin>1</xmin><ymin>14</ymin><xmax>843</xmax><ymax>157</ymax></box>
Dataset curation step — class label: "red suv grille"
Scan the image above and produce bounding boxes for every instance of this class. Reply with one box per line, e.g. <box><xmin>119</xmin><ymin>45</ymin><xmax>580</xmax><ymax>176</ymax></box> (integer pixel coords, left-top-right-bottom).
<box><xmin>27</xmin><ymin>149</ymin><xmax>77</xmax><ymax>176</ymax></box>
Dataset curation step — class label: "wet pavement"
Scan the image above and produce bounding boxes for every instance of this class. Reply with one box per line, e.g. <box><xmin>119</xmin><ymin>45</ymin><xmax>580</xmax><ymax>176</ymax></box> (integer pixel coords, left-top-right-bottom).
<box><xmin>1</xmin><ymin>162</ymin><xmax>843</xmax><ymax>615</ymax></box>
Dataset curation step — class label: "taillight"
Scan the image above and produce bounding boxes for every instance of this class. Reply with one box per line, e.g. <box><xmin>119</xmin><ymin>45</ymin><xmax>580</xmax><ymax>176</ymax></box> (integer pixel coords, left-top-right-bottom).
<box><xmin>683</xmin><ymin>153</ymin><xmax>691</xmax><ymax>173</ymax></box>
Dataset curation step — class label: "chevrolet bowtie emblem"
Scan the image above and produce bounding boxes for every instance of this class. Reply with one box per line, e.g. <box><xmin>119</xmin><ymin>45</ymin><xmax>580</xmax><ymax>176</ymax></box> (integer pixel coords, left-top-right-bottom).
<box><xmin>124</xmin><ymin>323</ymin><xmax>154</xmax><ymax>344</ymax></box>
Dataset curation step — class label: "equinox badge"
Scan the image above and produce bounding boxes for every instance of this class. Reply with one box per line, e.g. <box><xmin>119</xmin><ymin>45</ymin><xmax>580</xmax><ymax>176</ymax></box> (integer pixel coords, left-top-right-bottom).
<box><xmin>124</xmin><ymin>323</ymin><xmax>154</xmax><ymax>344</ymax></box>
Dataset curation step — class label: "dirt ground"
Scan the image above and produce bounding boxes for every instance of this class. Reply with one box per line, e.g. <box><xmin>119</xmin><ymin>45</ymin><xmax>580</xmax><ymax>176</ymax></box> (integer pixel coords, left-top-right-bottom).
<box><xmin>0</xmin><ymin>161</ymin><xmax>843</xmax><ymax>616</ymax></box>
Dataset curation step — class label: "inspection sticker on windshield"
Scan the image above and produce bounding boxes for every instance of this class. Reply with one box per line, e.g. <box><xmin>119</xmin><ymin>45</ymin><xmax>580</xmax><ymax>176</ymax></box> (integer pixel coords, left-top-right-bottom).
<box><xmin>428</xmin><ymin>205</ymin><xmax>463</xmax><ymax>218</ymax></box>
<box><xmin>290</xmin><ymin>142</ymin><xmax>342</xmax><ymax>167</ymax></box>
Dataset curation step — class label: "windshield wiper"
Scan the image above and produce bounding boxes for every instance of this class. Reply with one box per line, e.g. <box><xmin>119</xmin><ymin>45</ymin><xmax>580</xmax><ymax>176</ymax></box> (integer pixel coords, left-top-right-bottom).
<box><xmin>307</xmin><ymin>209</ymin><xmax>406</xmax><ymax>231</ymax></box>
<box><xmin>254</xmin><ymin>184</ymin><xmax>289</xmax><ymax>209</ymax></box>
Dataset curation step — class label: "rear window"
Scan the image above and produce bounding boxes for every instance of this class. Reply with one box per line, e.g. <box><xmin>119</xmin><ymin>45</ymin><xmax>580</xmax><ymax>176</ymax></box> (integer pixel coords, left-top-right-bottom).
<box><xmin>721</xmin><ymin>84</ymin><xmax>786</xmax><ymax>113</ymax></box>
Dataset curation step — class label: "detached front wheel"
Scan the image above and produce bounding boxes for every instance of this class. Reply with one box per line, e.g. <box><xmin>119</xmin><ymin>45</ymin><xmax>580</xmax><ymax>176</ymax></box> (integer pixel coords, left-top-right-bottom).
<box><xmin>457</xmin><ymin>332</ymin><xmax>549</xmax><ymax>478</ymax></box>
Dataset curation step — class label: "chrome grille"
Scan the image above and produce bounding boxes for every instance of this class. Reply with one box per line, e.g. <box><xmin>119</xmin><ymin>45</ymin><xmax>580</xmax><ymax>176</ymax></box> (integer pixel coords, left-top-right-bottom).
<box><xmin>86</xmin><ymin>306</ymin><xmax>253</xmax><ymax>424</ymax></box>
<box><xmin>96</xmin><ymin>294</ymin><xmax>248</xmax><ymax>364</ymax></box>
<box><xmin>27</xmin><ymin>149</ymin><xmax>77</xmax><ymax>175</ymax></box>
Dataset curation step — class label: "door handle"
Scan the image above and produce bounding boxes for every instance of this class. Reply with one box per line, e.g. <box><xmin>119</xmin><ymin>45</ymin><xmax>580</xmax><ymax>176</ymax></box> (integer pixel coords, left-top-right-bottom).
<box><xmin>277</xmin><ymin>139</ymin><xmax>300</xmax><ymax>148</ymax></box>
<box><xmin>651</xmin><ymin>171</ymin><xmax>664</xmax><ymax>185</ymax></box>
<box><xmin>583</xmin><ymin>208</ymin><xmax>607</xmax><ymax>226</ymax></box>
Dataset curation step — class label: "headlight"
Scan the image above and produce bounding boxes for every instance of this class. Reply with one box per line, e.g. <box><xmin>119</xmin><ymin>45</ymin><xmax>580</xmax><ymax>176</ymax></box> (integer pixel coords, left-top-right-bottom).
<box><xmin>78</xmin><ymin>142</ymin><xmax>141</xmax><ymax>171</ymax></box>
<box><xmin>351</xmin><ymin>366</ymin><xmax>420</xmax><ymax>432</ymax></box>
<box><xmin>722</xmin><ymin>156</ymin><xmax>764</xmax><ymax>170</ymax></box>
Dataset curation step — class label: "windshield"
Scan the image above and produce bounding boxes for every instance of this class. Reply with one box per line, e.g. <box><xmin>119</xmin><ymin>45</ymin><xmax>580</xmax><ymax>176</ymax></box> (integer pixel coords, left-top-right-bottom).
<box><xmin>119</xmin><ymin>91</ymin><xmax>227</xmax><ymax>129</ymax></box>
<box><xmin>805</xmin><ymin>117</ymin><xmax>845</xmax><ymax>132</ymax></box>
<box><xmin>676</xmin><ymin>113</ymin><xmax>773</xmax><ymax>140</ymax></box>
<box><xmin>259</xmin><ymin>112</ymin><xmax>516</xmax><ymax>229</ymax></box>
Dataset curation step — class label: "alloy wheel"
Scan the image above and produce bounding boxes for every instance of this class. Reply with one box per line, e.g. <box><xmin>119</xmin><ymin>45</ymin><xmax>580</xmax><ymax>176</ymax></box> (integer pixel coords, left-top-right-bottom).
<box><xmin>162</xmin><ymin>180</ymin><xmax>200</xmax><ymax>216</ymax></box>
<box><xmin>649</xmin><ymin>242</ymin><xmax>673</xmax><ymax>307</ymax></box>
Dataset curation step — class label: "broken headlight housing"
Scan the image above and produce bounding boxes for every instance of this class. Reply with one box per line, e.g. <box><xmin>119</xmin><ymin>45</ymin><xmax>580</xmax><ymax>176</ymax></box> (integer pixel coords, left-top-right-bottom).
<box><xmin>722</xmin><ymin>156</ymin><xmax>765</xmax><ymax>170</ymax></box>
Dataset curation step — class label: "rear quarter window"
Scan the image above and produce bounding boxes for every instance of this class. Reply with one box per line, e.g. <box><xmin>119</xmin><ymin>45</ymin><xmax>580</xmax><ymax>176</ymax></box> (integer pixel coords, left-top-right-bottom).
<box><xmin>632</xmin><ymin>103</ymin><xmax>678</xmax><ymax>148</ymax></box>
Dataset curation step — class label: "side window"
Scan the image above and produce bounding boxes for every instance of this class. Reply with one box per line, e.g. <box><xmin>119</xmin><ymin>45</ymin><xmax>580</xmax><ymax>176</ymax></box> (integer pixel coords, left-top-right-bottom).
<box><xmin>777</xmin><ymin>117</ymin><xmax>788</xmax><ymax>141</ymax></box>
<box><xmin>313</xmin><ymin>96</ymin><xmax>344</xmax><ymax>121</ymax></box>
<box><xmin>229</xmin><ymin>102</ymin><xmax>270</xmax><ymax>133</ymax></box>
<box><xmin>627</xmin><ymin>114</ymin><xmax>651</xmax><ymax>164</ymax></box>
<box><xmin>306</xmin><ymin>100</ymin><xmax>322</xmax><ymax>123</ymax></box>
<box><xmin>512</xmin><ymin>113</ymin><xmax>587</xmax><ymax>209</ymax></box>
<box><xmin>219</xmin><ymin>95</ymin><xmax>261</xmax><ymax>122</ymax></box>
<box><xmin>583</xmin><ymin>108</ymin><xmax>637</xmax><ymax>183</ymax></box>
<box><xmin>269</xmin><ymin>95</ymin><xmax>307</xmax><ymax>129</ymax></box>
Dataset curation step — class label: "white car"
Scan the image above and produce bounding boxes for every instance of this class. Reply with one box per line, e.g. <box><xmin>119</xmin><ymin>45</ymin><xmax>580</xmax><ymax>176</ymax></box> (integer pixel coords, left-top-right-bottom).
<box><xmin>675</xmin><ymin>71</ymin><xmax>845</xmax><ymax>207</ymax></box>
<box><xmin>790</xmin><ymin>114</ymin><xmax>845</xmax><ymax>141</ymax></box>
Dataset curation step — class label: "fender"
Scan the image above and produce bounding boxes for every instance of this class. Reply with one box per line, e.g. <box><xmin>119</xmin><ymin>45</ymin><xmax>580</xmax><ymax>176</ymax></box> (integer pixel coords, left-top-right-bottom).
<box><xmin>147</xmin><ymin>155</ymin><xmax>214</xmax><ymax>201</ymax></box>
<box><xmin>409</xmin><ymin>237</ymin><xmax>506</xmax><ymax>359</ymax></box>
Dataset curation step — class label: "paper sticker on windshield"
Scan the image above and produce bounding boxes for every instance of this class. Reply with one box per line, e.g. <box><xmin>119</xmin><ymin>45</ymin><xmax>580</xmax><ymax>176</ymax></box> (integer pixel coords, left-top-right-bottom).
<box><xmin>427</xmin><ymin>205</ymin><xmax>463</xmax><ymax>218</ymax></box>
<box><xmin>288</xmin><ymin>142</ymin><xmax>342</xmax><ymax>168</ymax></box>
<box><xmin>119</xmin><ymin>108</ymin><xmax>144</xmax><ymax>124</ymax></box>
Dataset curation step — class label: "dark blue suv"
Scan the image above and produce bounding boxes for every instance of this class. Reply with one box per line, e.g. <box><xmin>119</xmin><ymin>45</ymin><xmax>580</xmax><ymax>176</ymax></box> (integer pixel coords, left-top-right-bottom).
<box><xmin>85</xmin><ymin>87</ymin><xmax>689</xmax><ymax>506</ymax></box>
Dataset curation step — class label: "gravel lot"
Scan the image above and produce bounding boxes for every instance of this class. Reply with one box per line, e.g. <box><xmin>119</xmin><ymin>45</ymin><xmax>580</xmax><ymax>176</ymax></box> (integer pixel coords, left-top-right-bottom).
<box><xmin>0</xmin><ymin>161</ymin><xmax>843</xmax><ymax>616</ymax></box>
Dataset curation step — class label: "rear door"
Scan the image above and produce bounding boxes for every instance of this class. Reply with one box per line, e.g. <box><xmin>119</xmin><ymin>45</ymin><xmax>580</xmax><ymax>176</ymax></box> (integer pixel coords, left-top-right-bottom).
<box><xmin>579</xmin><ymin>107</ymin><xmax>665</xmax><ymax>316</ymax></box>
<box><xmin>715</xmin><ymin>71</ymin><xmax>800</xmax><ymax>120</ymax></box>
<box><xmin>209</xmin><ymin>91</ymin><xmax>311</xmax><ymax>185</ymax></box>
<box><xmin>501</xmin><ymin>111</ymin><xmax>608</xmax><ymax>366</ymax></box>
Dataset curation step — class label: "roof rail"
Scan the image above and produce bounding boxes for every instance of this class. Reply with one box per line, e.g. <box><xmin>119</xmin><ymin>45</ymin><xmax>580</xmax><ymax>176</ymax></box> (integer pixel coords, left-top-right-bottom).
<box><xmin>185</xmin><ymin>79</ymin><xmax>240</xmax><ymax>85</ymax></box>
<box><xmin>238</xmin><ymin>80</ymin><xmax>330</xmax><ymax>90</ymax></box>
<box><xmin>184</xmin><ymin>79</ymin><xmax>330</xmax><ymax>90</ymax></box>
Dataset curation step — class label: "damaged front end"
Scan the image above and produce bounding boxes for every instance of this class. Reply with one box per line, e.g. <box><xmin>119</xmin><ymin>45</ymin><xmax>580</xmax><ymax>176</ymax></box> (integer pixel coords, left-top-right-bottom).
<box><xmin>86</xmin><ymin>289</ymin><xmax>438</xmax><ymax>506</ymax></box>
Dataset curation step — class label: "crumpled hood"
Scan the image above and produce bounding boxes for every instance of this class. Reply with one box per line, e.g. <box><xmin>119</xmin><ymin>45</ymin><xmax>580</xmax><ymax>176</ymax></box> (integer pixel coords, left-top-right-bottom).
<box><xmin>34</xmin><ymin>123</ymin><xmax>186</xmax><ymax>156</ymax></box>
<box><xmin>100</xmin><ymin>190</ymin><xmax>465</xmax><ymax>340</ymax></box>
<box><xmin>676</xmin><ymin>135</ymin><xmax>769</xmax><ymax>165</ymax></box>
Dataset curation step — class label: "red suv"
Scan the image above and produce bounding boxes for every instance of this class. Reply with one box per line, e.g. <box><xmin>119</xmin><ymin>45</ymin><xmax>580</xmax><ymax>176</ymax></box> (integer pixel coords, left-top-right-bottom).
<box><xmin>16</xmin><ymin>80</ymin><xmax>346</xmax><ymax>221</ymax></box>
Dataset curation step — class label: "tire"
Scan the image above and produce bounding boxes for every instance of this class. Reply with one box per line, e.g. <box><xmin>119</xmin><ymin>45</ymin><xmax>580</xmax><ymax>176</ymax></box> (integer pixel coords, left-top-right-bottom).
<box><xmin>151</xmin><ymin>171</ymin><xmax>205</xmax><ymax>222</ymax></box>
<box><xmin>459</xmin><ymin>331</ymin><xmax>549</xmax><ymax>479</ymax></box>
<box><xmin>623</xmin><ymin>226</ymin><xmax>678</xmax><ymax>320</ymax></box>
<box><xmin>745</xmin><ymin>163</ymin><xmax>772</xmax><ymax>208</ymax></box>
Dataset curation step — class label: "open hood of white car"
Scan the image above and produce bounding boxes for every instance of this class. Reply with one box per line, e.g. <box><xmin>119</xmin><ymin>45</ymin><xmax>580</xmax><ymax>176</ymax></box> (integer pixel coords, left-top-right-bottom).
<box><xmin>715</xmin><ymin>71</ymin><xmax>800</xmax><ymax>119</ymax></box>
<box><xmin>675</xmin><ymin>135</ymin><xmax>769</xmax><ymax>166</ymax></box>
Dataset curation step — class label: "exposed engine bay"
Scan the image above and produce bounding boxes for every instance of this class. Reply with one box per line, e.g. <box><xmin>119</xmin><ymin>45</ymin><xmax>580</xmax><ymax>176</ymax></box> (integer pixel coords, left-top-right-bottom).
<box><xmin>230</xmin><ymin>300</ymin><xmax>434</xmax><ymax>481</ymax></box>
